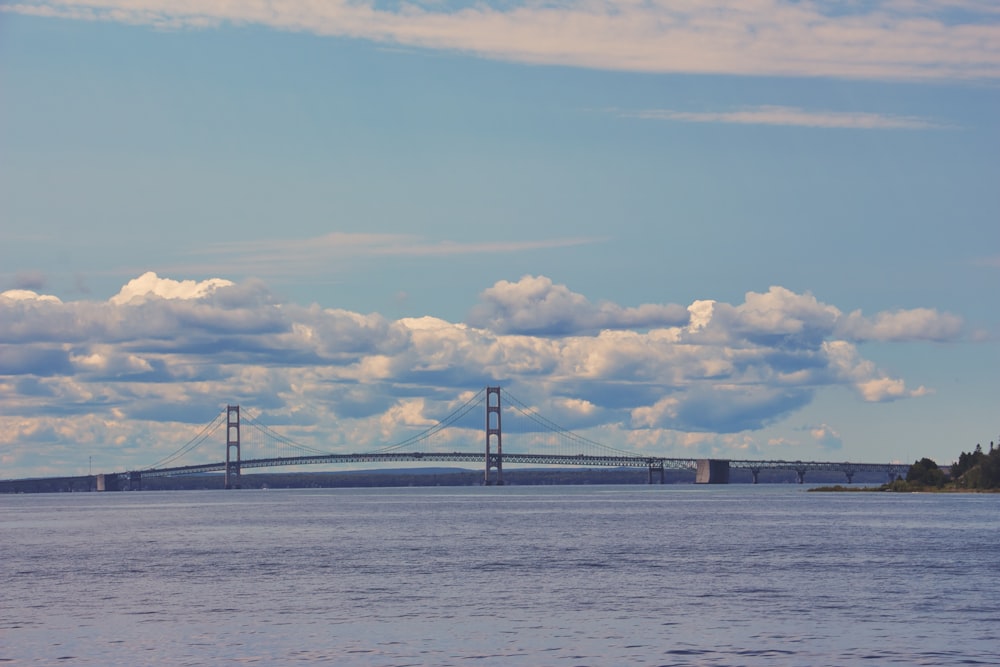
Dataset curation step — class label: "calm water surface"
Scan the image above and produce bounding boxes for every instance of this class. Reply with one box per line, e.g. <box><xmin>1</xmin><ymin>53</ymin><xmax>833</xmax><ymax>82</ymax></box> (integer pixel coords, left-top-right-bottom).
<box><xmin>2</xmin><ymin>485</ymin><xmax>999</xmax><ymax>666</ymax></box>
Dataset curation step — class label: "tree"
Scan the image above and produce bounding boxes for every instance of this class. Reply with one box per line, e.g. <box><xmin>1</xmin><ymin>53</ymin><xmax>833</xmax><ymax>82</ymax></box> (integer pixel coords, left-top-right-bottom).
<box><xmin>949</xmin><ymin>444</ymin><xmax>1000</xmax><ymax>490</ymax></box>
<box><xmin>951</xmin><ymin>447</ymin><xmax>987</xmax><ymax>480</ymax></box>
<box><xmin>974</xmin><ymin>448</ymin><xmax>1000</xmax><ymax>489</ymax></box>
<box><xmin>906</xmin><ymin>457</ymin><xmax>946</xmax><ymax>488</ymax></box>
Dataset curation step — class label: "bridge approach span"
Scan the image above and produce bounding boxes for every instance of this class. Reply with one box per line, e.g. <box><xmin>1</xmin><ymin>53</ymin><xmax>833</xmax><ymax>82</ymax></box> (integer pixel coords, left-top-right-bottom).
<box><xmin>728</xmin><ymin>459</ymin><xmax>909</xmax><ymax>484</ymax></box>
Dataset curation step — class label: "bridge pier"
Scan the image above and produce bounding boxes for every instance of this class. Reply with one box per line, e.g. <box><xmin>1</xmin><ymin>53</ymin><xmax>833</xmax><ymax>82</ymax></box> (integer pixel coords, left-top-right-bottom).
<box><xmin>749</xmin><ymin>468</ymin><xmax>760</xmax><ymax>484</ymax></box>
<box><xmin>647</xmin><ymin>461</ymin><xmax>665</xmax><ymax>484</ymax></box>
<box><xmin>795</xmin><ymin>468</ymin><xmax>806</xmax><ymax>484</ymax></box>
<box><xmin>843</xmin><ymin>470</ymin><xmax>855</xmax><ymax>484</ymax></box>
<box><xmin>96</xmin><ymin>473</ymin><xmax>121</xmax><ymax>492</ymax></box>
<box><xmin>695</xmin><ymin>459</ymin><xmax>730</xmax><ymax>484</ymax></box>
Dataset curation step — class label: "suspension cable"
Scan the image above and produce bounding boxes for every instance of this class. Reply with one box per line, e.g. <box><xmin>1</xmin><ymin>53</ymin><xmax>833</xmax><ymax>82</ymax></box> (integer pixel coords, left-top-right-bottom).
<box><xmin>370</xmin><ymin>387</ymin><xmax>487</xmax><ymax>453</ymax></box>
<box><xmin>501</xmin><ymin>388</ymin><xmax>641</xmax><ymax>457</ymax></box>
<box><xmin>143</xmin><ymin>409</ymin><xmax>227</xmax><ymax>470</ymax></box>
<box><xmin>235</xmin><ymin>390</ymin><xmax>486</xmax><ymax>457</ymax></box>
<box><xmin>240</xmin><ymin>409</ymin><xmax>334</xmax><ymax>456</ymax></box>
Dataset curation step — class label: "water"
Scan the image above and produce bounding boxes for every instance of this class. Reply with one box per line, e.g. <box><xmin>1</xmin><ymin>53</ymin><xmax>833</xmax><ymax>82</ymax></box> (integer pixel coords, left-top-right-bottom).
<box><xmin>2</xmin><ymin>485</ymin><xmax>999</xmax><ymax>666</ymax></box>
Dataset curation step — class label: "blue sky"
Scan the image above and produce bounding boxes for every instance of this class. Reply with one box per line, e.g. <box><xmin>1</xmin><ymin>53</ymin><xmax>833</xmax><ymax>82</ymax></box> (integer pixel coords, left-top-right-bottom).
<box><xmin>1</xmin><ymin>1</ymin><xmax>998</xmax><ymax>478</ymax></box>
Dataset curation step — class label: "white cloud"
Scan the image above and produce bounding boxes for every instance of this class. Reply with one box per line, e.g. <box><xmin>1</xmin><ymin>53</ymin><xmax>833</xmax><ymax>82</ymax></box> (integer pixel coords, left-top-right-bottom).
<box><xmin>856</xmin><ymin>377</ymin><xmax>909</xmax><ymax>402</ymax></box>
<box><xmin>822</xmin><ymin>340</ymin><xmax>929</xmax><ymax>401</ymax></box>
<box><xmin>467</xmin><ymin>275</ymin><xmax>689</xmax><ymax>335</ymax></box>
<box><xmin>109</xmin><ymin>271</ymin><xmax>234</xmax><ymax>305</ymax></box>
<box><xmin>1</xmin><ymin>289</ymin><xmax>62</xmax><ymax>303</ymax></box>
<box><xmin>622</xmin><ymin>106</ymin><xmax>948</xmax><ymax>130</ymax></box>
<box><xmin>718</xmin><ymin>286</ymin><xmax>842</xmax><ymax>343</ymax></box>
<box><xmin>70</xmin><ymin>348</ymin><xmax>154</xmax><ymax>375</ymax></box>
<box><xmin>836</xmin><ymin>308</ymin><xmax>964</xmax><ymax>341</ymax></box>
<box><xmin>0</xmin><ymin>273</ymin><xmax>970</xmax><ymax>476</ymax></box>
<box><xmin>684</xmin><ymin>287</ymin><xmax>964</xmax><ymax>345</ymax></box>
<box><xmin>4</xmin><ymin>0</ymin><xmax>999</xmax><ymax>81</ymax></box>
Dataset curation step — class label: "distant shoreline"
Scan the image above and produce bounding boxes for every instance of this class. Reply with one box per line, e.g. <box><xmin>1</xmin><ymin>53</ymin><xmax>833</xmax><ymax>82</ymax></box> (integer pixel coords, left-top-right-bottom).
<box><xmin>809</xmin><ymin>484</ymin><xmax>1000</xmax><ymax>493</ymax></box>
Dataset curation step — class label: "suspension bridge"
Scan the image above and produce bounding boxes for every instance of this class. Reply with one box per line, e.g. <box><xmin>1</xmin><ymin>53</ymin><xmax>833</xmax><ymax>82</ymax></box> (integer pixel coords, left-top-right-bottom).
<box><xmin>3</xmin><ymin>387</ymin><xmax>909</xmax><ymax>492</ymax></box>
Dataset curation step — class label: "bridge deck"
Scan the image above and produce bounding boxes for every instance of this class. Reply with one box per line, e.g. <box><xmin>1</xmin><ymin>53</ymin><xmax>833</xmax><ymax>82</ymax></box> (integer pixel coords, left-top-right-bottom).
<box><xmin>133</xmin><ymin>452</ymin><xmax>908</xmax><ymax>479</ymax></box>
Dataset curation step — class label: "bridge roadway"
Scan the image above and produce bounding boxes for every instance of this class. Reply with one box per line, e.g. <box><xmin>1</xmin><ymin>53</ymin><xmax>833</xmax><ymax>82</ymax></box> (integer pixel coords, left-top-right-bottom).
<box><xmin>124</xmin><ymin>452</ymin><xmax>908</xmax><ymax>486</ymax></box>
<box><xmin>139</xmin><ymin>452</ymin><xmax>696</xmax><ymax>478</ymax></box>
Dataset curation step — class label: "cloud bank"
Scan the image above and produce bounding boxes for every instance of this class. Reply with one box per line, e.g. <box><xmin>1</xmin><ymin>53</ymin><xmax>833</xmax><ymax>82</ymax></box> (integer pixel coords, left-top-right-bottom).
<box><xmin>5</xmin><ymin>0</ymin><xmax>999</xmax><ymax>81</ymax></box>
<box><xmin>0</xmin><ymin>273</ymin><xmax>965</xmax><ymax>476</ymax></box>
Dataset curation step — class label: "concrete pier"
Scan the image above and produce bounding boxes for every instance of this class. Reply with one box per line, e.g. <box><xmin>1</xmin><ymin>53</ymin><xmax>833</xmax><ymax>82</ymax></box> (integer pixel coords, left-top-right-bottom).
<box><xmin>695</xmin><ymin>459</ymin><xmax>730</xmax><ymax>484</ymax></box>
<box><xmin>96</xmin><ymin>473</ymin><xmax>121</xmax><ymax>492</ymax></box>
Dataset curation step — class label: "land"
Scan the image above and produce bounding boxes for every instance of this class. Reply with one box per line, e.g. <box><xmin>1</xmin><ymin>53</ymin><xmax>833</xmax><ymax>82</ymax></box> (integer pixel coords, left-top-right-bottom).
<box><xmin>811</xmin><ymin>443</ymin><xmax>1000</xmax><ymax>493</ymax></box>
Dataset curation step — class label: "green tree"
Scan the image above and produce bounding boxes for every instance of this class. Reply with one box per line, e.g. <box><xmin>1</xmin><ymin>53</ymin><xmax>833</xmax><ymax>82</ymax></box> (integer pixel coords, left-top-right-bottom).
<box><xmin>951</xmin><ymin>447</ymin><xmax>986</xmax><ymax>479</ymax></box>
<box><xmin>951</xmin><ymin>443</ymin><xmax>1000</xmax><ymax>489</ymax></box>
<box><xmin>974</xmin><ymin>447</ymin><xmax>1000</xmax><ymax>489</ymax></box>
<box><xmin>906</xmin><ymin>457</ymin><xmax>946</xmax><ymax>488</ymax></box>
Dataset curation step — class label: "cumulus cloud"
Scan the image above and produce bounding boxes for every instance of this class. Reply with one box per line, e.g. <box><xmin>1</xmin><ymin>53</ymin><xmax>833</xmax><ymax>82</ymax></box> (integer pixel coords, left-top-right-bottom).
<box><xmin>109</xmin><ymin>271</ymin><xmax>235</xmax><ymax>305</ymax></box>
<box><xmin>689</xmin><ymin>286</ymin><xmax>842</xmax><ymax>347</ymax></box>
<box><xmin>1</xmin><ymin>289</ymin><xmax>62</xmax><ymax>304</ymax></box>
<box><xmin>4</xmin><ymin>0</ymin><xmax>999</xmax><ymax>81</ymax></box>
<box><xmin>0</xmin><ymin>273</ymin><xmax>969</xmax><ymax>476</ymax></box>
<box><xmin>467</xmin><ymin>275</ymin><xmax>690</xmax><ymax>335</ymax></box>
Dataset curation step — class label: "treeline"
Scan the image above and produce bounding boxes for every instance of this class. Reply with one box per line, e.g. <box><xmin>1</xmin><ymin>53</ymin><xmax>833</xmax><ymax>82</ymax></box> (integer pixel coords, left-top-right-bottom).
<box><xmin>897</xmin><ymin>440</ymin><xmax>1000</xmax><ymax>491</ymax></box>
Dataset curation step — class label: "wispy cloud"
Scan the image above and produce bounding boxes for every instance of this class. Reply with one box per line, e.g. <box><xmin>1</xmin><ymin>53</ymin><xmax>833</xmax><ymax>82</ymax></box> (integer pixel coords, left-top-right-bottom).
<box><xmin>175</xmin><ymin>232</ymin><xmax>604</xmax><ymax>276</ymax></box>
<box><xmin>4</xmin><ymin>0</ymin><xmax>999</xmax><ymax>81</ymax></box>
<box><xmin>621</xmin><ymin>106</ymin><xmax>949</xmax><ymax>130</ymax></box>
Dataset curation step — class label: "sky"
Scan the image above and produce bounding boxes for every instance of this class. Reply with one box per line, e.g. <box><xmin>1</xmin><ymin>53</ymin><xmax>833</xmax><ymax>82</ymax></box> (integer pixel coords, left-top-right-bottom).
<box><xmin>1</xmin><ymin>0</ymin><xmax>998</xmax><ymax>479</ymax></box>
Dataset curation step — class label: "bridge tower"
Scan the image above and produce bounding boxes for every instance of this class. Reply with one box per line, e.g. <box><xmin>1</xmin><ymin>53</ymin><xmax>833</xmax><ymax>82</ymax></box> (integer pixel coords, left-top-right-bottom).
<box><xmin>485</xmin><ymin>386</ymin><xmax>503</xmax><ymax>485</ymax></box>
<box><xmin>225</xmin><ymin>405</ymin><xmax>241</xmax><ymax>489</ymax></box>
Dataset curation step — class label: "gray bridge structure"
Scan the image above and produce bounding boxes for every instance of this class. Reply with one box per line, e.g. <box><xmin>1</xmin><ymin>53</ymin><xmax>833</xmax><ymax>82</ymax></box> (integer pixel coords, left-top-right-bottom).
<box><xmin>2</xmin><ymin>387</ymin><xmax>910</xmax><ymax>491</ymax></box>
<box><xmin>104</xmin><ymin>451</ymin><xmax>906</xmax><ymax>490</ymax></box>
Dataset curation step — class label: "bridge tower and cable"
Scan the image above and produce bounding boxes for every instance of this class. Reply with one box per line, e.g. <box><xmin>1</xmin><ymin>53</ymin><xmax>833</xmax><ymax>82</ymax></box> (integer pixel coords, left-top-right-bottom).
<box><xmin>485</xmin><ymin>386</ymin><xmax>503</xmax><ymax>485</ymax></box>
<box><xmin>225</xmin><ymin>405</ymin><xmax>241</xmax><ymax>490</ymax></box>
<box><xmin>43</xmin><ymin>385</ymin><xmax>911</xmax><ymax>492</ymax></box>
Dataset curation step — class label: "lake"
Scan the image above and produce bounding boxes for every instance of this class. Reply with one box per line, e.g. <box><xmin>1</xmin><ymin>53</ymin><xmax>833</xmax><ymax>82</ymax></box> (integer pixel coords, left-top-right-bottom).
<box><xmin>2</xmin><ymin>485</ymin><xmax>998</xmax><ymax>665</ymax></box>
